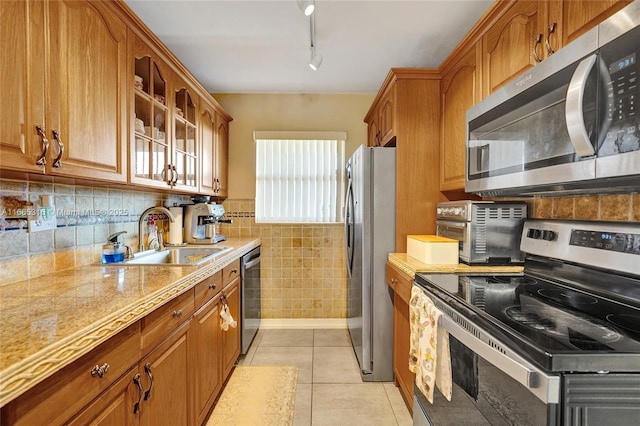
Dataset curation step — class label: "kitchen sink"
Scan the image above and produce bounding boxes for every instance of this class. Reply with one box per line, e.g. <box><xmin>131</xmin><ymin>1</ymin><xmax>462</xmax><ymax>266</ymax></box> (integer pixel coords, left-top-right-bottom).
<box><xmin>121</xmin><ymin>246</ymin><xmax>232</xmax><ymax>266</ymax></box>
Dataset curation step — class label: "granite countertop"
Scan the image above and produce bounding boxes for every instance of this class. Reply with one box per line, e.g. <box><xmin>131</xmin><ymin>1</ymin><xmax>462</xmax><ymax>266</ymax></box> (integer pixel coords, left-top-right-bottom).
<box><xmin>0</xmin><ymin>237</ymin><xmax>260</xmax><ymax>407</ymax></box>
<box><xmin>388</xmin><ymin>253</ymin><xmax>524</xmax><ymax>277</ymax></box>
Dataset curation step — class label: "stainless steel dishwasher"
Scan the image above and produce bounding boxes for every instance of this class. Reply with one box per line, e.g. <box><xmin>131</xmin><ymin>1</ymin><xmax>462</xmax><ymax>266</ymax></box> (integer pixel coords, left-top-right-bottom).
<box><xmin>241</xmin><ymin>246</ymin><xmax>261</xmax><ymax>354</ymax></box>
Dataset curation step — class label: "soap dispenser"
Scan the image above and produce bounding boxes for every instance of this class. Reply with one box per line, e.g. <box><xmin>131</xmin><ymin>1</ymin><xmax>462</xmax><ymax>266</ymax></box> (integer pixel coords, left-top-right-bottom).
<box><xmin>102</xmin><ymin>231</ymin><xmax>127</xmax><ymax>264</ymax></box>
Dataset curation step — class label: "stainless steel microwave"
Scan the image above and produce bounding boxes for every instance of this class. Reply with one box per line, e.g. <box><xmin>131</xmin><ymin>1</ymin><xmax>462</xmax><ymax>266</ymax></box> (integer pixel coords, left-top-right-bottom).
<box><xmin>466</xmin><ymin>1</ymin><xmax>640</xmax><ymax>196</ymax></box>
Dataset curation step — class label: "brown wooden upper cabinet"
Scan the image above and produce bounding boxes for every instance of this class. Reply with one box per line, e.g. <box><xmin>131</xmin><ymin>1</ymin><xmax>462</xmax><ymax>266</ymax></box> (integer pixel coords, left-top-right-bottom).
<box><xmin>482</xmin><ymin>1</ymin><xmax>545</xmax><ymax>96</ymax></box>
<box><xmin>547</xmin><ymin>0</ymin><xmax>631</xmax><ymax>54</ymax></box>
<box><xmin>0</xmin><ymin>0</ymin><xmax>128</xmax><ymax>183</ymax></box>
<box><xmin>364</xmin><ymin>69</ymin><xmax>445</xmax><ymax>251</ymax></box>
<box><xmin>172</xmin><ymin>84</ymin><xmax>199</xmax><ymax>192</ymax></box>
<box><xmin>200</xmin><ymin>97</ymin><xmax>232</xmax><ymax>198</ymax></box>
<box><xmin>483</xmin><ymin>0</ymin><xmax>631</xmax><ymax>96</ymax></box>
<box><xmin>129</xmin><ymin>34</ymin><xmax>200</xmax><ymax>193</ymax></box>
<box><xmin>440</xmin><ymin>43</ymin><xmax>482</xmax><ymax>192</ymax></box>
<box><xmin>365</xmin><ymin>84</ymin><xmax>396</xmax><ymax>147</ymax></box>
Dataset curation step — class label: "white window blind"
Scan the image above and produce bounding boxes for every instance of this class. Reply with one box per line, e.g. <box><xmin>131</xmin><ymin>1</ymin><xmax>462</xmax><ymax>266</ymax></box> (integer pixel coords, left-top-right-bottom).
<box><xmin>255</xmin><ymin>131</ymin><xmax>346</xmax><ymax>223</ymax></box>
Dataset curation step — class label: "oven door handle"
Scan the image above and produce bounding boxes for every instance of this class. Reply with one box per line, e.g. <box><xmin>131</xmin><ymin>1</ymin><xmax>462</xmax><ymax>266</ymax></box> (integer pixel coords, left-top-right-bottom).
<box><xmin>438</xmin><ymin>313</ymin><xmax>560</xmax><ymax>404</ymax></box>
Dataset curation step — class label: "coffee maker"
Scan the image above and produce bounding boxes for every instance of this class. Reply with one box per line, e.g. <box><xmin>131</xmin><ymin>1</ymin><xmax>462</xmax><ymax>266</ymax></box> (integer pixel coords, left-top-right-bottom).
<box><xmin>183</xmin><ymin>203</ymin><xmax>227</xmax><ymax>244</ymax></box>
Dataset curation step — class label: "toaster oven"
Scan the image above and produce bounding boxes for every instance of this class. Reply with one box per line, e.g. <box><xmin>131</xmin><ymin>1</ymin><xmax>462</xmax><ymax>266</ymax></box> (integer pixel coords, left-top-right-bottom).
<box><xmin>436</xmin><ymin>200</ymin><xmax>527</xmax><ymax>264</ymax></box>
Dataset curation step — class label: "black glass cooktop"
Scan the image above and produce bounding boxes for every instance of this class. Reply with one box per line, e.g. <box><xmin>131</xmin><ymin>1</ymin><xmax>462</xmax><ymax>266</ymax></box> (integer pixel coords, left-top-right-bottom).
<box><xmin>414</xmin><ymin>257</ymin><xmax>640</xmax><ymax>372</ymax></box>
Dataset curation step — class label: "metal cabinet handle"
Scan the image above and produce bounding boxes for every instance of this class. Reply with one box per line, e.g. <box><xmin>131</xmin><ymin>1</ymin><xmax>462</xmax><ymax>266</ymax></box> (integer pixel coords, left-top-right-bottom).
<box><xmin>143</xmin><ymin>362</ymin><xmax>154</xmax><ymax>400</ymax></box>
<box><xmin>215</xmin><ymin>178</ymin><xmax>221</xmax><ymax>193</ymax></box>
<box><xmin>391</xmin><ymin>278</ymin><xmax>398</xmax><ymax>285</ymax></box>
<box><xmin>162</xmin><ymin>165</ymin><xmax>170</xmax><ymax>185</ymax></box>
<box><xmin>231</xmin><ymin>269</ymin><xmax>238</xmax><ymax>274</ymax></box>
<box><xmin>533</xmin><ymin>34</ymin><xmax>543</xmax><ymax>63</ymax></box>
<box><xmin>35</xmin><ymin>125</ymin><xmax>49</xmax><ymax>166</ymax></box>
<box><xmin>90</xmin><ymin>363</ymin><xmax>110</xmax><ymax>378</ymax></box>
<box><xmin>172</xmin><ymin>165</ymin><xmax>178</xmax><ymax>185</ymax></box>
<box><xmin>545</xmin><ymin>22</ymin><xmax>557</xmax><ymax>55</ymax></box>
<box><xmin>208</xmin><ymin>284</ymin><xmax>217</xmax><ymax>290</ymax></box>
<box><xmin>51</xmin><ymin>130</ymin><xmax>64</xmax><ymax>168</ymax></box>
<box><xmin>133</xmin><ymin>373</ymin><xmax>144</xmax><ymax>414</ymax></box>
<box><xmin>172</xmin><ymin>310</ymin><xmax>183</xmax><ymax>318</ymax></box>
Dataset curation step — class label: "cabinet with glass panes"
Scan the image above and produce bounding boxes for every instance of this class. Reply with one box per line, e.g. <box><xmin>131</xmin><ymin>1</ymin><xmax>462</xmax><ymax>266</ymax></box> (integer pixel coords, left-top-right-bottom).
<box><xmin>130</xmin><ymin>37</ymin><xmax>170</xmax><ymax>189</ymax></box>
<box><xmin>129</xmin><ymin>34</ymin><xmax>198</xmax><ymax>192</ymax></box>
<box><xmin>172</xmin><ymin>86</ymin><xmax>198</xmax><ymax>191</ymax></box>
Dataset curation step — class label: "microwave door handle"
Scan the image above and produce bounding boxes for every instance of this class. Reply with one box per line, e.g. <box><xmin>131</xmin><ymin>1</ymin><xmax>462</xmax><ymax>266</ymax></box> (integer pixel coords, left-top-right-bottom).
<box><xmin>565</xmin><ymin>54</ymin><xmax>597</xmax><ymax>158</ymax></box>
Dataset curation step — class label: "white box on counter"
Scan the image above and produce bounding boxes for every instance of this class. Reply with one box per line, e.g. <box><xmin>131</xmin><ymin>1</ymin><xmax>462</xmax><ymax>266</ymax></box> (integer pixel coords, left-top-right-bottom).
<box><xmin>407</xmin><ymin>235</ymin><xmax>458</xmax><ymax>265</ymax></box>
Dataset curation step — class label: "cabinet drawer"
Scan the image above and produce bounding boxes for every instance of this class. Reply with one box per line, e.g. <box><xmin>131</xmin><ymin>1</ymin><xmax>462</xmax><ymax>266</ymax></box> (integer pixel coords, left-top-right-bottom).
<box><xmin>222</xmin><ymin>259</ymin><xmax>240</xmax><ymax>285</ymax></box>
<box><xmin>194</xmin><ymin>270</ymin><xmax>222</xmax><ymax>310</ymax></box>
<box><xmin>2</xmin><ymin>323</ymin><xmax>140</xmax><ymax>426</ymax></box>
<box><xmin>141</xmin><ymin>289</ymin><xmax>194</xmax><ymax>355</ymax></box>
<box><xmin>385</xmin><ymin>262</ymin><xmax>413</xmax><ymax>305</ymax></box>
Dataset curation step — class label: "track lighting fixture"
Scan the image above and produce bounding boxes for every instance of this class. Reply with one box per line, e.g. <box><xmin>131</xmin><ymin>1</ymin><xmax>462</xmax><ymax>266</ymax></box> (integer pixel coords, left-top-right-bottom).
<box><xmin>297</xmin><ymin>0</ymin><xmax>315</xmax><ymax>16</ymax></box>
<box><xmin>309</xmin><ymin>47</ymin><xmax>323</xmax><ymax>71</ymax></box>
<box><xmin>308</xmin><ymin>11</ymin><xmax>322</xmax><ymax>70</ymax></box>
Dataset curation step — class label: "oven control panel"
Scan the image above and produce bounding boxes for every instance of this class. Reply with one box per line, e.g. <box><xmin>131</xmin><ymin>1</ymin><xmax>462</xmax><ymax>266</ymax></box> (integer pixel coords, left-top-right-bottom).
<box><xmin>570</xmin><ymin>229</ymin><xmax>640</xmax><ymax>255</ymax></box>
<box><xmin>521</xmin><ymin>220</ymin><xmax>640</xmax><ymax>276</ymax></box>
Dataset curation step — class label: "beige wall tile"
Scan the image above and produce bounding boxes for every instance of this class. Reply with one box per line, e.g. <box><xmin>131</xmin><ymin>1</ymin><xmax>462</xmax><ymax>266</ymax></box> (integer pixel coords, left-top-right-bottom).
<box><xmin>598</xmin><ymin>194</ymin><xmax>631</xmax><ymax>221</ymax></box>
<box><xmin>552</xmin><ymin>197</ymin><xmax>574</xmax><ymax>219</ymax></box>
<box><xmin>632</xmin><ymin>194</ymin><xmax>640</xmax><ymax>221</ymax></box>
<box><xmin>29</xmin><ymin>253</ymin><xmax>55</xmax><ymax>279</ymax></box>
<box><xmin>54</xmin><ymin>249</ymin><xmax>75</xmax><ymax>272</ymax></box>
<box><xmin>0</xmin><ymin>255</ymin><xmax>28</xmax><ymax>285</ymax></box>
<box><xmin>532</xmin><ymin>198</ymin><xmax>553</xmax><ymax>218</ymax></box>
<box><xmin>574</xmin><ymin>196</ymin><xmax>599</xmax><ymax>220</ymax></box>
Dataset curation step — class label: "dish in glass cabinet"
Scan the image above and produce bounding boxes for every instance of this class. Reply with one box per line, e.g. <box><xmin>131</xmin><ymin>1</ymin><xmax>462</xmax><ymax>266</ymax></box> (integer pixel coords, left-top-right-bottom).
<box><xmin>154</xmin><ymin>94</ymin><xmax>165</xmax><ymax>105</ymax></box>
<box><xmin>134</xmin><ymin>75</ymin><xmax>143</xmax><ymax>90</ymax></box>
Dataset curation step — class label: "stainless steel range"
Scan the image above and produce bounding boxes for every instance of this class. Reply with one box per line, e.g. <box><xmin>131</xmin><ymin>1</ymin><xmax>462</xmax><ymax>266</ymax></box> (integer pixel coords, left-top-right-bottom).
<box><xmin>413</xmin><ymin>219</ymin><xmax>640</xmax><ymax>426</ymax></box>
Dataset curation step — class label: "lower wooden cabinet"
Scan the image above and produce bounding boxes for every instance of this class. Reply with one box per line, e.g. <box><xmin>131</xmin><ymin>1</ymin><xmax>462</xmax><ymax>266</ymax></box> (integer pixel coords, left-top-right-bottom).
<box><xmin>221</xmin><ymin>277</ymin><xmax>241</xmax><ymax>380</ymax></box>
<box><xmin>193</xmin><ymin>293</ymin><xmax>223</xmax><ymax>425</ymax></box>
<box><xmin>1</xmin><ymin>323</ymin><xmax>141</xmax><ymax>426</ymax></box>
<box><xmin>67</xmin><ymin>366</ymin><xmax>139</xmax><ymax>426</ymax></box>
<box><xmin>1</xmin><ymin>262</ymin><xmax>246</xmax><ymax>426</ymax></box>
<box><xmin>386</xmin><ymin>262</ymin><xmax>415</xmax><ymax>411</ymax></box>
<box><xmin>139</xmin><ymin>320</ymin><xmax>192</xmax><ymax>426</ymax></box>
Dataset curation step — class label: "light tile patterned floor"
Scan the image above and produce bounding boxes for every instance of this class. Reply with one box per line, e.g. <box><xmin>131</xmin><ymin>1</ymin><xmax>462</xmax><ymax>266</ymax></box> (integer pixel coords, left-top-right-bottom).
<box><xmin>238</xmin><ymin>328</ymin><xmax>413</xmax><ymax>426</ymax></box>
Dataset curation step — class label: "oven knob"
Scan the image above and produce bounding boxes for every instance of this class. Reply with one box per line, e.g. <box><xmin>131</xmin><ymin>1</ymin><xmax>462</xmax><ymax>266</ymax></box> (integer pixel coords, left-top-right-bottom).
<box><xmin>542</xmin><ymin>230</ymin><xmax>556</xmax><ymax>241</ymax></box>
<box><xmin>453</xmin><ymin>208</ymin><xmax>462</xmax><ymax>216</ymax></box>
<box><xmin>527</xmin><ymin>228</ymin><xmax>541</xmax><ymax>239</ymax></box>
<box><xmin>437</xmin><ymin>207</ymin><xmax>443</xmax><ymax>215</ymax></box>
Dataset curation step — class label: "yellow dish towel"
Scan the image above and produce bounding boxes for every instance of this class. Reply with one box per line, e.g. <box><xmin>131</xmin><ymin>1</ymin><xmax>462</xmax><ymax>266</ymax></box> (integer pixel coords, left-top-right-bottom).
<box><xmin>409</xmin><ymin>285</ymin><xmax>452</xmax><ymax>403</ymax></box>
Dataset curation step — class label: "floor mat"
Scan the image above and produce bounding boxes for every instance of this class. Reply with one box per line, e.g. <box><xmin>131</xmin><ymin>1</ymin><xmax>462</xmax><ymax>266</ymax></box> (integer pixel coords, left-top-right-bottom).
<box><xmin>207</xmin><ymin>365</ymin><xmax>298</xmax><ymax>426</ymax></box>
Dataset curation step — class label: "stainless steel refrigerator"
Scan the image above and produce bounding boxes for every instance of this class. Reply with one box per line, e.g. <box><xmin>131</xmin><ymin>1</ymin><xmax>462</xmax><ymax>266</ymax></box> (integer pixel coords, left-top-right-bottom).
<box><xmin>345</xmin><ymin>144</ymin><xmax>395</xmax><ymax>382</ymax></box>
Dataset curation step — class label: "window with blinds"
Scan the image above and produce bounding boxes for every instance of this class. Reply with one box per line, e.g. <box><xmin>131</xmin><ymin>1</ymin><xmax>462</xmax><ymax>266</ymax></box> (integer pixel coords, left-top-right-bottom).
<box><xmin>254</xmin><ymin>131</ymin><xmax>346</xmax><ymax>223</ymax></box>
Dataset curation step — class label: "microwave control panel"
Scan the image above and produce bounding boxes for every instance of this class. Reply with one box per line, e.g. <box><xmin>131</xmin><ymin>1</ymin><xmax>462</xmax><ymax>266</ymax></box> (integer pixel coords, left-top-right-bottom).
<box><xmin>600</xmin><ymin>25</ymin><xmax>640</xmax><ymax>156</ymax></box>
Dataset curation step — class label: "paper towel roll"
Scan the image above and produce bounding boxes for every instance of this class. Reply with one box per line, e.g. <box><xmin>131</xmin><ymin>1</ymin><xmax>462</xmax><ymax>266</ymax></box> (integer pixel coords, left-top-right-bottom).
<box><xmin>168</xmin><ymin>206</ymin><xmax>184</xmax><ymax>245</ymax></box>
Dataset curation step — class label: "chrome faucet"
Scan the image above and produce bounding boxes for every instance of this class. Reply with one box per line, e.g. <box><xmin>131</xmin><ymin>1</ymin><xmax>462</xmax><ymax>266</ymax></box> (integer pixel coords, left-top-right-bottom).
<box><xmin>138</xmin><ymin>206</ymin><xmax>176</xmax><ymax>252</ymax></box>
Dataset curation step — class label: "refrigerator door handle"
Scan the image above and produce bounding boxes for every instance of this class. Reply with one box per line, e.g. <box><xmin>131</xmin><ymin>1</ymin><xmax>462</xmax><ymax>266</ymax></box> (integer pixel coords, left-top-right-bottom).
<box><xmin>345</xmin><ymin>177</ymin><xmax>355</xmax><ymax>277</ymax></box>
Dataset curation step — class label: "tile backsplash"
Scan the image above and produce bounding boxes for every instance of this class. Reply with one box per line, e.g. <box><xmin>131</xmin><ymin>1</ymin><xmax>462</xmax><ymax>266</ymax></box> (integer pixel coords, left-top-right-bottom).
<box><xmin>221</xmin><ymin>200</ymin><xmax>347</xmax><ymax>319</ymax></box>
<box><xmin>526</xmin><ymin>193</ymin><xmax>640</xmax><ymax>221</ymax></box>
<box><xmin>0</xmin><ymin>178</ymin><xmax>190</xmax><ymax>285</ymax></box>
<box><xmin>3</xmin><ymin>182</ymin><xmax>636</xmax><ymax>319</ymax></box>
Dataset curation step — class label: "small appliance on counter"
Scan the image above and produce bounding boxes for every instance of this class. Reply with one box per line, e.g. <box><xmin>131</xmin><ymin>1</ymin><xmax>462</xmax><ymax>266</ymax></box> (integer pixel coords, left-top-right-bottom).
<box><xmin>183</xmin><ymin>202</ymin><xmax>228</xmax><ymax>244</ymax></box>
<box><xmin>436</xmin><ymin>200</ymin><xmax>527</xmax><ymax>264</ymax></box>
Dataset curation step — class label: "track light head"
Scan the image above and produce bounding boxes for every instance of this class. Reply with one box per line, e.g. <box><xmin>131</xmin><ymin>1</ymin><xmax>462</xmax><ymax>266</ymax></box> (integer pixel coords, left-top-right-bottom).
<box><xmin>297</xmin><ymin>0</ymin><xmax>315</xmax><ymax>16</ymax></box>
<box><xmin>309</xmin><ymin>48</ymin><xmax>322</xmax><ymax>71</ymax></box>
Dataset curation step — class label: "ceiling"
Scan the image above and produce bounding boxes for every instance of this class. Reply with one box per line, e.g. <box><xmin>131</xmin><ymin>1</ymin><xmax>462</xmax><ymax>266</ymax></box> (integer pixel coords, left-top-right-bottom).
<box><xmin>124</xmin><ymin>0</ymin><xmax>494</xmax><ymax>94</ymax></box>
